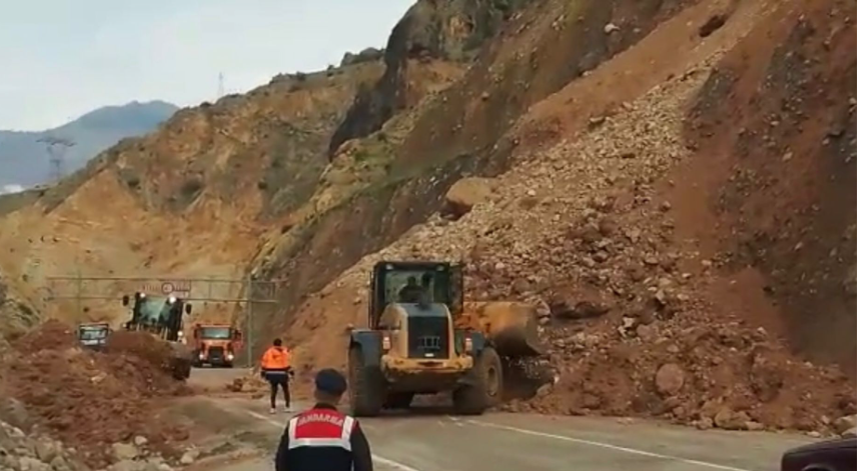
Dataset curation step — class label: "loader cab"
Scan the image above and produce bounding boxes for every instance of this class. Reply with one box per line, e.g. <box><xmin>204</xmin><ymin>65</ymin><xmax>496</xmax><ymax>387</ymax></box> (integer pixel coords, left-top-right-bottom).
<box><xmin>369</xmin><ymin>261</ymin><xmax>464</xmax><ymax>360</ymax></box>
<box><xmin>122</xmin><ymin>292</ymin><xmax>193</xmax><ymax>342</ymax></box>
<box><xmin>369</xmin><ymin>261</ymin><xmax>464</xmax><ymax>327</ymax></box>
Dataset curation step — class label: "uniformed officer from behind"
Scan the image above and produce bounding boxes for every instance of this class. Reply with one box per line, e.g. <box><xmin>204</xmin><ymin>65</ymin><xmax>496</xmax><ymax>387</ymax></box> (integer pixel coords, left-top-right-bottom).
<box><xmin>275</xmin><ymin>368</ymin><xmax>373</xmax><ymax>471</ymax></box>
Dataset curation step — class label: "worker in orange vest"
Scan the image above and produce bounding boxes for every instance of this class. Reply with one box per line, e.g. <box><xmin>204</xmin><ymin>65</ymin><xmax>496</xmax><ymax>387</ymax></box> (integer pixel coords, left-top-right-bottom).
<box><xmin>261</xmin><ymin>338</ymin><xmax>294</xmax><ymax>413</ymax></box>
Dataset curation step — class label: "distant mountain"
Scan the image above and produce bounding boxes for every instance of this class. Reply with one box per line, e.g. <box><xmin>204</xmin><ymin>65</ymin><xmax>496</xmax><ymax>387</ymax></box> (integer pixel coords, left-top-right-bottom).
<box><xmin>0</xmin><ymin>100</ymin><xmax>179</xmax><ymax>190</ymax></box>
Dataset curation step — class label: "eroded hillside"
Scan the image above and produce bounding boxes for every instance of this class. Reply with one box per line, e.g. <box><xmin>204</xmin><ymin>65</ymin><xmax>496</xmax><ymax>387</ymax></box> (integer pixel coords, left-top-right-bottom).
<box><xmin>0</xmin><ymin>62</ymin><xmax>385</xmax><ymax>328</ymax></box>
<box><xmin>0</xmin><ymin>0</ymin><xmax>853</xmax><ymax>434</ymax></box>
<box><xmin>276</xmin><ymin>0</ymin><xmax>856</xmax><ymax>433</ymax></box>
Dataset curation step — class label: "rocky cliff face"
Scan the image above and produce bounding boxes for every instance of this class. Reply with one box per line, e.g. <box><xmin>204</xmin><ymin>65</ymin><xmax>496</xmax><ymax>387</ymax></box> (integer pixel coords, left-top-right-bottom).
<box><xmin>329</xmin><ymin>0</ymin><xmax>529</xmax><ymax>155</ymax></box>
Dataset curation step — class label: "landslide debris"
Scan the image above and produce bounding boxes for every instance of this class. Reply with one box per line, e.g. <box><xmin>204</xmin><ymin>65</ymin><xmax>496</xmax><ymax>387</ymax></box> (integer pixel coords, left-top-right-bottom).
<box><xmin>0</xmin><ymin>419</ymin><xmax>91</xmax><ymax>471</ymax></box>
<box><xmin>0</xmin><ymin>321</ymin><xmax>191</xmax><ymax>469</ymax></box>
<box><xmin>282</xmin><ymin>0</ymin><xmax>856</xmax><ymax>436</ymax></box>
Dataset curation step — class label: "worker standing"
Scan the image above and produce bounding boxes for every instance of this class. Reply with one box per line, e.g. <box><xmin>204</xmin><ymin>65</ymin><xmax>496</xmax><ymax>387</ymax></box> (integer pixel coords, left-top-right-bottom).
<box><xmin>260</xmin><ymin>338</ymin><xmax>293</xmax><ymax>413</ymax></box>
<box><xmin>274</xmin><ymin>369</ymin><xmax>373</xmax><ymax>471</ymax></box>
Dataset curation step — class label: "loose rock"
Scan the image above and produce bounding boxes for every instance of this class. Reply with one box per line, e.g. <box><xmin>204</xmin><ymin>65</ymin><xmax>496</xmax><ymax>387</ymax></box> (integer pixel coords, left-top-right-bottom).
<box><xmin>655</xmin><ymin>363</ymin><xmax>685</xmax><ymax>396</ymax></box>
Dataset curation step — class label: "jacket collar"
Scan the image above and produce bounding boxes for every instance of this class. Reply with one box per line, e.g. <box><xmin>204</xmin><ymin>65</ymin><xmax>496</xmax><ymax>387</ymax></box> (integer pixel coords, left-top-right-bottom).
<box><xmin>312</xmin><ymin>403</ymin><xmax>338</xmax><ymax>411</ymax></box>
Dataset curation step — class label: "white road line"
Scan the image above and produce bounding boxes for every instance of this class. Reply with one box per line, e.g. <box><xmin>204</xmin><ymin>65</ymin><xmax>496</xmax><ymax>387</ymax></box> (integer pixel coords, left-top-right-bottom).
<box><xmin>466</xmin><ymin>419</ymin><xmax>753</xmax><ymax>471</ymax></box>
<box><xmin>245</xmin><ymin>410</ymin><xmax>423</xmax><ymax>471</ymax></box>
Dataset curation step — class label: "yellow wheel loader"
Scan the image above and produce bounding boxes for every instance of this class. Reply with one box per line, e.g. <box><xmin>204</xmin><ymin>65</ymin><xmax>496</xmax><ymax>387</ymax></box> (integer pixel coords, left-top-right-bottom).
<box><xmin>121</xmin><ymin>292</ymin><xmax>194</xmax><ymax>380</ymax></box>
<box><xmin>347</xmin><ymin>261</ymin><xmax>545</xmax><ymax>417</ymax></box>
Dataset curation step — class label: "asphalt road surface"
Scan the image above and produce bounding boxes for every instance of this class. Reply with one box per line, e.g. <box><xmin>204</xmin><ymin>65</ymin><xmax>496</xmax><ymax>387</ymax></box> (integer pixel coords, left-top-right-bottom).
<box><xmin>187</xmin><ymin>369</ymin><xmax>810</xmax><ymax>471</ymax></box>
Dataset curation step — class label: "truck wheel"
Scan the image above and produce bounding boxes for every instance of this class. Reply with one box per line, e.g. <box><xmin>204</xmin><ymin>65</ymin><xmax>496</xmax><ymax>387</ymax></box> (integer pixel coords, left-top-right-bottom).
<box><xmin>453</xmin><ymin>346</ymin><xmax>503</xmax><ymax>415</ymax></box>
<box><xmin>348</xmin><ymin>346</ymin><xmax>384</xmax><ymax>417</ymax></box>
<box><xmin>384</xmin><ymin>393</ymin><xmax>414</xmax><ymax>410</ymax></box>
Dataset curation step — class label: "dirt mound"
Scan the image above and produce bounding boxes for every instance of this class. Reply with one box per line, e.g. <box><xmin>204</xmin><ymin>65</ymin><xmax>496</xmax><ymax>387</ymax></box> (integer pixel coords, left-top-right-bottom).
<box><xmin>12</xmin><ymin>319</ymin><xmax>78</xmax><ymax>354</ymax></box>
<box><xmin>488</xmin><ymin>0</ymin><xmax>857</xmax><ymax>433</ymax></box>
<box><xmin>515</xmin><ymin>309</ymin><xmax>855</xmax><ymax>433</ymax></box>
<box><xmin>1</xmin><ymin>323</ymin><xmax>191</xmax><ymax>468</ymax></box>
<box><xmin>106</xmin><ymin>330</ymin><xmax>180</xmax><ymax>378</ymax></box>
<box><xmin>486</xmin><ymin>0</ymin><xmax>857</xmax><ymax>432</ymax></box>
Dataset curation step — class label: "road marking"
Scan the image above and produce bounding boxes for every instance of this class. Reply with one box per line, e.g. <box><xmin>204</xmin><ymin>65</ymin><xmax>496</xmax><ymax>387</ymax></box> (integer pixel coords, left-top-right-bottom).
<box><xmin>466</xmin><ymin>419</ymin><xmax>753</xmax><ymax>471</ymax></box>
<box><xmin>247</xmin><ymin>410</ymin><xmax>285</xmax><ymax>423</ymax></box>
<box><xmin>245</xmin><ymin>410</ymin><xmax>423</xmax><ymax>471</ymax></box>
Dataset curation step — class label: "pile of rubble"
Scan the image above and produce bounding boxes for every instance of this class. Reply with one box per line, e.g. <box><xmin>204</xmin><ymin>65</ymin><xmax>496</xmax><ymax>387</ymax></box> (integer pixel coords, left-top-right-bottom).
<box><xmin>0</xmin><ymin>321</ymin><xmax>192</xmax><ymax>469</ymax></box>
<box><xmin>299</xmin><ymin>42</ymin><xmax>856</xmax><ymax>434</ymax></box>
<box><xmin>0</xmin><ymin>418</ymin><xmax>89</xmax><ymax>471</ymax></box>
<box><xmin>0</xmin><ymin>416</ymin><xmax>202</xmax><ymax>471</ymax></box>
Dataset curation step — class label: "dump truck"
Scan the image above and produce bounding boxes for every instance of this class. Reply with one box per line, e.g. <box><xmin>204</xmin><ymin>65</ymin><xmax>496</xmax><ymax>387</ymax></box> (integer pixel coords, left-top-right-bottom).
<box><xmin>191</xmin><ymin>323</ymin><xmax>243</xmax><ymax>368</ymax></box>
<box><xmin>347</xmin><ymin>260</ymin><xmax>545</xmax><ymax>417</ymax></box>
<box><xmin>77</xmin><ymin>322</ymin><xmax>111</xmax><ymax>351</ymax></box>
<box><xmin>121</xmin><ymin>292</ymin><xmax>195</xmax><ymax>380</ymax></box>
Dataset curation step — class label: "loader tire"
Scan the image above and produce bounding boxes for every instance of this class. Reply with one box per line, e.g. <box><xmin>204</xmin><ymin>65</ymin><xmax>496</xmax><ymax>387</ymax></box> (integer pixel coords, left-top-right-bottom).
<box><xmin>453</xmin><ymin>346</ymin><xmax>502</xmax><ymax>415</ymax></box>
<box><xmin>348</xmin><ymin>346</ymin><xmax>384</xmax><ymax>417</ymax></box>
<box><xmin>172</xmin><ymin>360</ymin><xmax>192</xmax><ymax>381</ymax></box>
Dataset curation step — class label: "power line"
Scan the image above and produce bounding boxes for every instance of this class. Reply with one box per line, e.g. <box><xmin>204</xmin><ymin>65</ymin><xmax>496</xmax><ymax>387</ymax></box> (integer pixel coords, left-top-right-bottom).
<box><xmin>37</xmin><ymin>135</ymin><xmax>75</xmax><ymax>183</ymax></box>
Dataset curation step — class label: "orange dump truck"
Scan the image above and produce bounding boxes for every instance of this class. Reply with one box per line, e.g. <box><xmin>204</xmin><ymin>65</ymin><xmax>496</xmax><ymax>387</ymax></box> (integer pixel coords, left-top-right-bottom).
<box><xmin>191</xmin><ymin>323</ymin><xmax>243</xmax><ymax>368</ymax></box>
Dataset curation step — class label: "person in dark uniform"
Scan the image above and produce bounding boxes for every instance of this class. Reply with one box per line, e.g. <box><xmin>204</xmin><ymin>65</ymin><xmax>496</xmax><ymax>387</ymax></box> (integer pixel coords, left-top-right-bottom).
<box><xmin>398</xmin><ymin>276</ymin><xmax>423</xmax><ymax>303</ymax></box>
<box><xmin>274</xmin><ymin>369</ymin><xmax>373</xmax><ymax>471</ymax></box>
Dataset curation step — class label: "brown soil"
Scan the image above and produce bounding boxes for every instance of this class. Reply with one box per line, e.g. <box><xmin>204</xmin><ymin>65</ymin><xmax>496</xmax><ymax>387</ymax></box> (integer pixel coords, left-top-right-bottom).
<box><xmin>680</xmin><ymin>0</ymin><xmax>857</xmax><ymax>375</ymax></box>
<box><xmin>0</xmin><ymin>321</ymin><xmax>192</xmax><ymax>468</ymax></box>
<box><xmin>278</xmin><ymin>0</ymin><xmax>856</xmax><ymax>435</ymax></box>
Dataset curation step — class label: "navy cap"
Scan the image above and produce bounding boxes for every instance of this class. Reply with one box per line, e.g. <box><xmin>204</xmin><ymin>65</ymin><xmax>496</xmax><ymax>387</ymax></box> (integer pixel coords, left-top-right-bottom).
<box><xmin>315</xmin><ymin>368</ymin><xmax>347</xmax><ymax>395</ymax></box>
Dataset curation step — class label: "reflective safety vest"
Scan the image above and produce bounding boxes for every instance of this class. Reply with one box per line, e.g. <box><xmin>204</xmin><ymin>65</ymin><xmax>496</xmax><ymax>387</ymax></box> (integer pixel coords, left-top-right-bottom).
<box><xmin>261</xmin><ymin>346</ymin><xmax>291</xmax><ymax>372</ymax></box>
<box><xmin>287</xmin><ymin>408</ymin><xmax>355</xmax><ymax>451</ymax></box>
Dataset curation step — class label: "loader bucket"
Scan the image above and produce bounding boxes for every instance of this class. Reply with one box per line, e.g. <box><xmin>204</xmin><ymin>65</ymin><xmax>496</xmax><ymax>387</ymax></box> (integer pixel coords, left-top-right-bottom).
<box><xmin>460</xmin><ymin>302</ymin><xmax>546</xmax><ymax>357</ymax></box>
<box><xmin>168</xmin><ymin>341</ymin><xmax>194</xmax><ymax>380</ymax></box>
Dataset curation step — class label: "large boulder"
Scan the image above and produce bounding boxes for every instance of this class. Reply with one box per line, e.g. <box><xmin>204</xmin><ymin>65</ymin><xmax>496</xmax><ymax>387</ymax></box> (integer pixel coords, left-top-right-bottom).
<box><xmin>444</xmin><ymin>177</ymin><xmax>495</xmax><ymax>218</ymax></box>
<box><xmin>655</xmin><ymin>363</ymin><xmax>685</xmax><ymax>396</ymax></box>
<box><xmin>833</xmin><ymin>414</ymin><xmax>857</xmax><ymax>435</ymax></box>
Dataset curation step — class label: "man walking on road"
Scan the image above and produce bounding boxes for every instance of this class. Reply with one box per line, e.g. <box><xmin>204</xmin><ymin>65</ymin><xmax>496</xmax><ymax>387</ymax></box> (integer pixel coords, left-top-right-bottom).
<box><xmin>274</xmin><ymin>369</ymin><xmax>373</xmax><ymax>471</ymax></box>
<box><xmin>260</xmin><ymin>338</ymin><xmax>293</xmax><ymax>413</ymax></box>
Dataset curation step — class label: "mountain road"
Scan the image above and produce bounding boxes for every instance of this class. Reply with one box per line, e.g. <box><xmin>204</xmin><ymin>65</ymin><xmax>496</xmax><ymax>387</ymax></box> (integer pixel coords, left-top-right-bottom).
<box><xmin>185</xmin><ymin>369</ymin><xmax>809</xmax><ymax>471</ymax></box>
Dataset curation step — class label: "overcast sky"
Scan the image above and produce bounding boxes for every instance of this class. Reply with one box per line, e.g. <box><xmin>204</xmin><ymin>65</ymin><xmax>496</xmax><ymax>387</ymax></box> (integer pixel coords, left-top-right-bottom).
<box><xmin>0</xmin><ymin>0</ymin><xmax>414</xmax><ymax>131</ymax></box>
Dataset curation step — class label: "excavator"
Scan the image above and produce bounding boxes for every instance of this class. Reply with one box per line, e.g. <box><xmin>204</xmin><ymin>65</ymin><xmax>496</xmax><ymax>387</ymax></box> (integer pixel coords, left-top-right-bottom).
<box><xmin>347</xmin><ymin>260</ymin><xmax>545</xmax><ymax>417</ymax></box>
<box><xmin>121</xmin><ymin>291</ymin><xmax>195</xmax><ymax>380</ymax></box>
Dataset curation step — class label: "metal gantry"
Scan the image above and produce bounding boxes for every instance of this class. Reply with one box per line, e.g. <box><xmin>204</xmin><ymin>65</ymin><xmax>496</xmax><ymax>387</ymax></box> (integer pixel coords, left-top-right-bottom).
<box><xmin>43</xmin><ymin>275</ymin><xmax>283</xmax><ymax>367</ymax></box>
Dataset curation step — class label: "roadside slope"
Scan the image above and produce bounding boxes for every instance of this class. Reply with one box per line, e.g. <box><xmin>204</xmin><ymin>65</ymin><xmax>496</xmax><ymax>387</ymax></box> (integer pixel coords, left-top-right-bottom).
<box><xmin>281</xmin><ymin>0</ymin><xmax>857</xmax><ymax>434</ymax></box>
<box><xmin>0</xmin><ymin>63</ymin><xmax>384</xmax><ymax>329</ymax></box>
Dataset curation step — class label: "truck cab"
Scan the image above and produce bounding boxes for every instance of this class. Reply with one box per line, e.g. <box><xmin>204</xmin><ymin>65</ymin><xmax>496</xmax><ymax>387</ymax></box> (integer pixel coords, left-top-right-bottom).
<box><xmin>77</xmin><ymin>322</ymin><xmax>111</xmax><ymax>351</ymax></box>
<box><xmin>191</xmin><ymin>324</ymin><xmax>243</xmax><ymax>368</ymax></box>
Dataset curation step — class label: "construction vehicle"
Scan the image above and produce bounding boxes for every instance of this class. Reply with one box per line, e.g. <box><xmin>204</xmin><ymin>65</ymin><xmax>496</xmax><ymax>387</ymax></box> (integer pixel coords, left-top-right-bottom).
<box><xmin>347</xmin><ymin>260</ymin><xmax>545</xmax><ymax>417</ymax></box>
<box><xmin>121</xmin><ymin>292</ymin><xmax>194</xmax><ymax>380</ymax></box>
<box><xmin>191</xmin><ymin>323</ymin><xmax>243</xmax><ymax>368</ymax></box>
<box><xmin>77</xmin><ymin>322</ymin><xmax>111</xmax><ymax>351</ymax></box>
